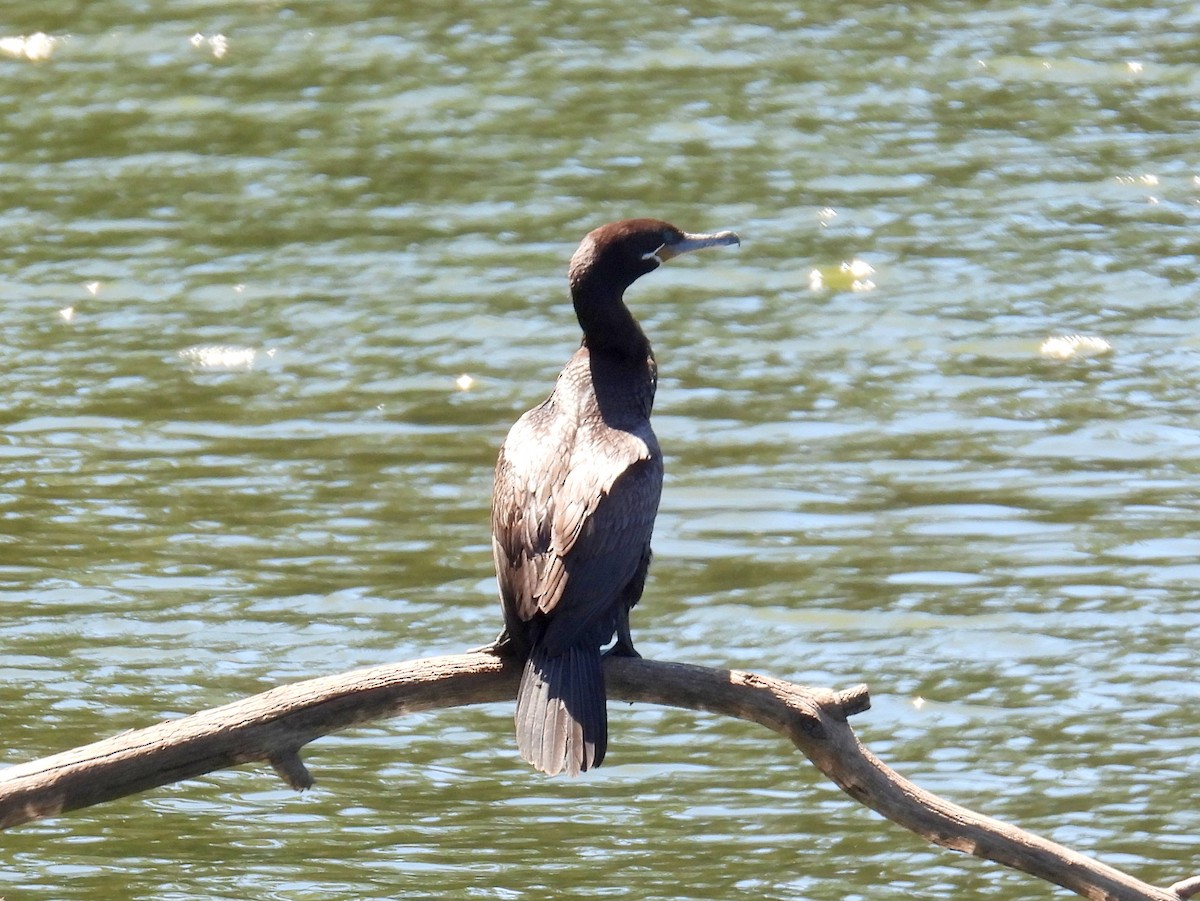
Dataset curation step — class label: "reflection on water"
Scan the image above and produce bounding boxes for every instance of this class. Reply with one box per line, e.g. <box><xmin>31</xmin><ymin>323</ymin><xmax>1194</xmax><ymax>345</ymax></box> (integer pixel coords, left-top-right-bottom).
<box><xmin>3</xmin><ymin>1</ymin><xmax>1200</xmax><ymax>899</ymax></box>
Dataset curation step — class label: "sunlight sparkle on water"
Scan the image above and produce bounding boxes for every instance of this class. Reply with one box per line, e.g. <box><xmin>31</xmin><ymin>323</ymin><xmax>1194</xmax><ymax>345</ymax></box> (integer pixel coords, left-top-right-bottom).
<box><xmin>809</xmin><ymin>259</ymin><xmax>875</xmax><ymax>293</ymax></box>
<box><xmin>842</xmin><ymin>258</ymin><xmax>876</xmax><ymax>292</ymax></box>
<box><xmin>1038</xmin><ymin>334</ymin><xmax>1113</xmax><ymax>360</ymax></box>
<box><xmin>190</xmin><ymin>32</ymin><xmax>229</xmax><ymax>59</ymax></box>
<box><xmin>1115</xmin><ymin>173</ymin><xmax>1158</xmax><ymax>186</ymax></box>
<box><xmin>179</xmin><ymin>345</ymin><xmax>274</xmax><ymax>371</ymax></box>
<box><xmin>0</xmin><ymin>32</ymin><xmax>59</xmax><ymax>61</ymax></box>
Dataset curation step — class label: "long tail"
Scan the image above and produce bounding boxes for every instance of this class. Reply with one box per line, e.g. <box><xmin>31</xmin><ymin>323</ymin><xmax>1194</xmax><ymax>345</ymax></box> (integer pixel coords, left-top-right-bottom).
<box><xmin>514</xmin><ymin>642</ymin><xmax>606</xmax><ymax>777</ymax></box>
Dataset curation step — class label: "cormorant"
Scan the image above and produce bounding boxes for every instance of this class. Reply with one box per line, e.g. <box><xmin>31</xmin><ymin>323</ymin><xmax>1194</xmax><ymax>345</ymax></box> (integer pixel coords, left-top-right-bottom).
<box><xmin>491</xmin><ymin>218</ymin><xmax>740</xmax><ymax>776</ymax></box>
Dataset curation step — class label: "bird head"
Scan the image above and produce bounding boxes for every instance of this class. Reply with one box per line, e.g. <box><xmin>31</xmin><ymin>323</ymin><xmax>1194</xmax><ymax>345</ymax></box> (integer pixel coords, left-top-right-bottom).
<box><xmin>568</xmin><ymin>218</ymin><xmax>740</xmax><ymax>296</ymax></box>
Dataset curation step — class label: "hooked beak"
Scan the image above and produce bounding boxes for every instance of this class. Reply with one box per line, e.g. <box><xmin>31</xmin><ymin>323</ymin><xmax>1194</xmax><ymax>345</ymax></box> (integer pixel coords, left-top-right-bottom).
<box><xmin>657</xmin><ymin>229</ymin><xmax>741</xmax><ymax>262</ymax></box>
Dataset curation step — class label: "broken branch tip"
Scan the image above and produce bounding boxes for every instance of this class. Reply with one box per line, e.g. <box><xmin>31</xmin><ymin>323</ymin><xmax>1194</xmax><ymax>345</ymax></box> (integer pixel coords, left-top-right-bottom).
<box><xmin>269</xmin><ymin>749</ymin><xmax>314</xmax><ymax>791</ymax></box>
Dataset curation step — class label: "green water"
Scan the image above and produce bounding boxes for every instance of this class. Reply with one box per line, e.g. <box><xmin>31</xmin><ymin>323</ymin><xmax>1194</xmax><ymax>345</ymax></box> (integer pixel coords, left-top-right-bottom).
<box><xmin>3</xmin><ymin>1</ymin><xmax>1199</xmax><ymax>898</ymax></box>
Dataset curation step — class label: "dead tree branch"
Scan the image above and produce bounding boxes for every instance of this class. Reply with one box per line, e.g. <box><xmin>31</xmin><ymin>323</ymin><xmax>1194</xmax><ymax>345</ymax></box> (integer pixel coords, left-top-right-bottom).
<box><xmin>0</xmin><ymin>653</ymin><xmax>1192</xmax><ymax>900</ymax></box>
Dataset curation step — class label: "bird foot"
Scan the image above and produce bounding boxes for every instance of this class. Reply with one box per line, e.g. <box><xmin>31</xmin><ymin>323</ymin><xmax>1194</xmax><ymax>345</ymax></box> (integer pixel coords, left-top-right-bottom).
<box><xmin>603</xmin><ymin>640</ymin><xmax>642</xmax><ymax>659</ymax></box>
<box><xmin>472</xmin><ymin>630</ymin><xmax>520</xmax><ymax>658</ymax></box>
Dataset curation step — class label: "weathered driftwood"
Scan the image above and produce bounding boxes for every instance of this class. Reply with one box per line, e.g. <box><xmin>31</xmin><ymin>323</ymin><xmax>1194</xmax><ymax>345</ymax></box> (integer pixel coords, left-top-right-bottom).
<box><xmin>0</xmin><ymin>652</ymin><xmax>1194</xmax><ymax>900</ymax></box>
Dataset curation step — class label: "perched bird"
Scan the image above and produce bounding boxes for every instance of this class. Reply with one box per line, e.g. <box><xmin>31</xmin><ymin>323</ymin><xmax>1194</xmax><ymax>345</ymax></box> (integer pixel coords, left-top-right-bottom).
<box><xmin>491</xmin><ymin>218</ymin><xmax>740</xmax><ymax>776</ymax></box>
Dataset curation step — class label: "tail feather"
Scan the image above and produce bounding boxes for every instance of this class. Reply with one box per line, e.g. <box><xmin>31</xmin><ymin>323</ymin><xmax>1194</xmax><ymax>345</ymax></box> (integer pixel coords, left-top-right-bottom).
<box><xmin>515</xmin><ymin>643</ymin><xmax>606</xmax><ymax>776</ymax></box>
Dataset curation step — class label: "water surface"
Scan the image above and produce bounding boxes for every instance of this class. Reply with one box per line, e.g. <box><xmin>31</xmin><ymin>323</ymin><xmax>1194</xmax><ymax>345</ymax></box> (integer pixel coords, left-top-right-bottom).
<box><xmin>3</xmin><ymin>2</ymin><xmax>1199</xmax><ymax>899</ymax></box>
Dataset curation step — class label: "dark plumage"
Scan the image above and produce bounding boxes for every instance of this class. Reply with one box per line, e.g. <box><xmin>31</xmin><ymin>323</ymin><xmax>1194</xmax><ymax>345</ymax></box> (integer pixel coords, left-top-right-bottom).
<box><xmin>491</xmin><ymin>218</ymin><xmax>740</xmax><ymax>776</ymax></box>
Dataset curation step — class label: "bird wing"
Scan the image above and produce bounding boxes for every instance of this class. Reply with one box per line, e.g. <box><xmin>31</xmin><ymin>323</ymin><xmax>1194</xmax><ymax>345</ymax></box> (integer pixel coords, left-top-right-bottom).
<box><xmin>492</xmin><ymin>402</ymin><xmax>662</xmax><ymax>639</ymax></box>
<box><xmin>491</xmin><ymin>396</ymin><xmax>574</xmax><ymax>619</ymax></box>
<box><xmin>537</xmin><ymin>449</ymin><xmax>662</xmax><ymax>654</ymax></box>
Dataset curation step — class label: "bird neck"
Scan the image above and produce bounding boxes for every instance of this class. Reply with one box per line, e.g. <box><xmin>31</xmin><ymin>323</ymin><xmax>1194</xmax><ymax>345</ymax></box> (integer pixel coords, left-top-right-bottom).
<box><xmin>571</xmin><ymin>283</ymin><xmax>651</xmax><ymax>360</ymax></box>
